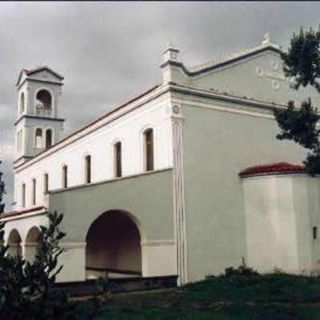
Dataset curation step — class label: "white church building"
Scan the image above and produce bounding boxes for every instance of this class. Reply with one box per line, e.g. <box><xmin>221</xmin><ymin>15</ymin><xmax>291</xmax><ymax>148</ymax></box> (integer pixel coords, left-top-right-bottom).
<box><xmin>3</xmin><ymin>35</ymin><xmax>320</xmax><ymax>285</ymax></box>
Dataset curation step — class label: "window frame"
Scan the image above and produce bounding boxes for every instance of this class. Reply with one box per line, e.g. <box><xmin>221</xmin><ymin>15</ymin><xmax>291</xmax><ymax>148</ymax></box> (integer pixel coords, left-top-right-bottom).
<box><xmin>32</xmin><ymin>178</ymin><xmax>36</xmax><ymax>205</ymax></box>
<box><xmin>45</xmin><ymin>129</ymin><xmax>53</xmax><ymax>149</ymax></box>
<box><xmin>143</xmin><ymin>128</ymin><xmax>154</xmax><ymax>172</ymax></box>
<box><xmin>35</xmin><ymin>89</ymin><xmax>53</xmax><ymax>111</ymax></box>
<box><xmin>22</xmin><ymin>183</ymin><xmax>26</xmax><ymax>208</ymax></box>
<box><xmin>114</xmin><ymin>141</ymin><xmax>122</xmax><ymax>178</ymax></box>
<box><xmin>84</xmin><ymin>155</ymin><xmax>91</xmax><ymax>184</ymax></box>
<box><xmin>35</xmin><ymin>128</ymin><xmax>43</xmax><ymax>149</ymax></box>
<box><xmin>62</xmin><ymin>165</ymin><xmax>68</xmax><ymax>188</ymax></box>
<box><xmin>44</xmin><ymin>173</ymin><xmax>49</xmax><ymax>195</ymax></box>
<box><xmin>20</xmin><ymin>92</ymin><xmax>25</xmax><ymax>114</ymax></box>
<box><xmin>313</xmin><ymin>226</ymin><xmax>318</xmax><ymax>240</ymax></box>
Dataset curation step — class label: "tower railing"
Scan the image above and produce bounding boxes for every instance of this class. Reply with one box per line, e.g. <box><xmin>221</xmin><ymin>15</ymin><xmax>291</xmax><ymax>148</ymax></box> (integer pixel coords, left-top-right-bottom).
<box><xmin>34</xmin><ymin>105</ymin><xmax>53</xmax><ymax>118</ymax></box>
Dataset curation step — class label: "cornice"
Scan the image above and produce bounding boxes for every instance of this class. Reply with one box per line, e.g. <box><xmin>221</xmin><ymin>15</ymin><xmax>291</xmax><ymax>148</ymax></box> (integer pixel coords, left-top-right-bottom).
<box><xmin>17</xmin><ymin>78</ymin><xmax>64</xmax><ymax>91</ymax></box>
<box><xmin>168</xmin><ymin>83</ymin><xmax>283</xmax><ymax>112</ymax></box>
<box><xmin>15</xmin><ymin>115</ymin><xmax>65</xmax><ymax>126</ymax></box>
<box><xmin>14</xmin><ymin>85</ymin><xmax>166</xmax><ymax>172</ymax></box>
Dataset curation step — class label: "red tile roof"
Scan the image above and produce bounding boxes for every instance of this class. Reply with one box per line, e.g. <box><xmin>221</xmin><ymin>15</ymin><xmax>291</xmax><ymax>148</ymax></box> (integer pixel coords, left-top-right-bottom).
<box><xmin>239</xmin><ymin>162</ymin><xmax>305</xmax><ymax>177</ymax></box>
<box><xmin>1</xmin><ymin>206</ymin><xmax>46</xmax><ymax>219</ymax></box>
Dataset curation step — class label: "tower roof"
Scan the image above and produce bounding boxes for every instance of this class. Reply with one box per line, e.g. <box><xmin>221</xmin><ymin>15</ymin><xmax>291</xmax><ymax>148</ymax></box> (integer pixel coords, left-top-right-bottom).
<box><xmin>16</xmin><ymin>66</ymin><xmax>64</xmax><ymax>87</ymax></box>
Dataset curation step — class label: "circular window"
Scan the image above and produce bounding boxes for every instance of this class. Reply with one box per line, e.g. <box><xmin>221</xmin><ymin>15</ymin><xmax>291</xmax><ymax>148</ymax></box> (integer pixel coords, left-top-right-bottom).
<box><xmin>172</xmin><ymin>105</ymin><xmax>180</xmax><ymax>114</ymax></box>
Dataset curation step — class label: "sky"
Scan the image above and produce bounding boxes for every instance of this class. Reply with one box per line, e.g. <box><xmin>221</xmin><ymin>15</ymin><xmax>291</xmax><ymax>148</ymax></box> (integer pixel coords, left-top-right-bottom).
<box><xmin>0</xmin><ymin>1</ymin><xmax>319</xmax><ymax>210</ymax></box>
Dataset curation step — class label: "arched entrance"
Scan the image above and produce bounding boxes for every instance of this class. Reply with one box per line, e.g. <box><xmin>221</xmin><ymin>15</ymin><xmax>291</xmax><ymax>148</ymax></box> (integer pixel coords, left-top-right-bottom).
<box><xmin>25</xmin><ymin>227</ymin><xmax>41</xmax><ymax>262</ymax></box>
<box><xmin>86</xmin><ymin>210</ymin><xmax>142</xmax><ymax>279</ymax></box>
<box><xmin>7</xmin><ymin>229</ymin><xmax>22</xmax><ymax>257</ymax></box>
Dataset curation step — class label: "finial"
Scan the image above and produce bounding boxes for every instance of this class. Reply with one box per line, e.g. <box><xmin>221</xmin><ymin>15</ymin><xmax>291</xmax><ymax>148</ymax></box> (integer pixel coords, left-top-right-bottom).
<box><xmin>166</xmin><ymin>42</ymin><xmax>174</xmax><ymax>50</ymax></box>
<box><xmin>164</xmin><ymin>42</ymin><xmax>179</xmax><ymax>53</ymax></box>
<box><xmin>162</xmin><ymin>42</ymin><xmax>180</xmax><ymax>63</ymax></box>
<box><xmin>262</xmin><ymin>32</ymin><xmax>271</xmax><ymax>45</ymax></box>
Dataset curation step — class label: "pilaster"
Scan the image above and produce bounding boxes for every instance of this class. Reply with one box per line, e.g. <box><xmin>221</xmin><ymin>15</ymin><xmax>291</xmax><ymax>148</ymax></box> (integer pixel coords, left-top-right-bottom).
<box><xmin>171</xmin><ymin>104</ymin><xmax>187</xmax><ymax>285</ymax></box>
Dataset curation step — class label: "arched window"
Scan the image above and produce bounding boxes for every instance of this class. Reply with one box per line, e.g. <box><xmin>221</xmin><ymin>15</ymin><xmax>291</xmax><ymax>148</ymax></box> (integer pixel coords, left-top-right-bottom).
<box><xmin>44</xmin><ymin>173</ymin><xmax>49</xmax><ymax>194</ymax></box>
<box><xmin>144</xmin><ymin>128</ymin><xmax>154</xmax><ymax>172</ymax></box>
<box><xmin>16</xmin><ymin>130</ymin><xmax>23</xmax><ymax>152</ymax></box>
<box><xmin>20</xmin><ymin>92</ymin><xmax>25</xmax><ymax>114</ymax></box>
<box><xmin>35</xmin><ymin>128</ymin><xmax>43</xmax><ymax>149</ymax></box>
<box><xmin>114</xmin><ymin>142</ymin><xmax>122</xmax><ymax>178</ymax></box>
<box><xmin>17</xmin><ymin>129</ymin><xmax>23</xmax><ymax>152</ymax></box>
<box><xmin>16</xmin><ymin>131</ymin><xmax>20</xmax><ymax>152</ymax></box>
<box><xmin>21</xmin><ymin>183</ymin><xmax>26</xmax><ymax>208</ymax></box>
<box><xmin>85</xmin><ymin>155</ymin><xmax>91</xmax><ymax>184</ymax></box>
<box><xmin>32</xmin><ymin>179</ymin><xmax>36</xmax><ymax>205</ymax></box>
<box><xmin>36</xmin><ymin>89</ymin><xmax>52</xmax><ymax>110</ymax></box>
<box><xmin>45</xmin><ymin>129</ymin><xmax>52</xmax><ymax>149</ymax></box>
<box><xmin>62</xmin><ymin>165</ymin><xmax>68</xmax><ymax>188</ymax></box>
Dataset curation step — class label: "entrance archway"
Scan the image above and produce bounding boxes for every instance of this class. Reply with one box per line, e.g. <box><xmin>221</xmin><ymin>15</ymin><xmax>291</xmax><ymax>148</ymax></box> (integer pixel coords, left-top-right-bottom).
<box><xmin>86</xmin><ymin>210</ymin><xmax>142</xmax><ymax>279</ymax></box>
<box><xmin>7</xmin><ymin>229</ymin><xmax>22</xmax><ymax>257</ymax></box>
<box><xmin>25</xmin><ymin>227</ymin><xmax>41</xmax><ymax>262</ymax></box>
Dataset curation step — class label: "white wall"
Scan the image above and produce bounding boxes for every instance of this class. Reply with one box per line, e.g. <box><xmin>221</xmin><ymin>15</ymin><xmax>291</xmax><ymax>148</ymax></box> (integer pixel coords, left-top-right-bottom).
<box><xmin>242</xmin><ymin>173</ymin><xmax>320</xmax><ymax>274</ymax></box>
<box><xmin>14</xmin><ymin>93</ymin><xmax>173</xmax><ymax>210</ymax></box>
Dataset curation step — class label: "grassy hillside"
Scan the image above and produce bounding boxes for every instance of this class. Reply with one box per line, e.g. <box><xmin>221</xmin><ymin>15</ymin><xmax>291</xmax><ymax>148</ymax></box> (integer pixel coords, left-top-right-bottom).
<box><xmin>92</xmin><ymin>273</ymin><xmax>320</xmax><ymax>319</ymax></box>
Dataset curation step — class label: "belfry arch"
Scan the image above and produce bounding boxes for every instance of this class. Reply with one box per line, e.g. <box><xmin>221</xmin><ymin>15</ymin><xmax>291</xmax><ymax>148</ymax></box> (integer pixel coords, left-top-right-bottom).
<box><xmin>25</xmin><ymin>226</ymin><xmax>41</xmax><ymax>262</ymax></box>
<box><xmin>7</xmin><ymin>229</ymin><xmax>22</xmax><ymax>257</ymax></box>
<box><xmin>86</xmin><ymin>210</ymin><xmax>142</xmax><ymax>279</ymax></box>
<box><xmin>36</xmin><ymin>89</ymin><xmax>52</xmax><ymax>110</ymax></box>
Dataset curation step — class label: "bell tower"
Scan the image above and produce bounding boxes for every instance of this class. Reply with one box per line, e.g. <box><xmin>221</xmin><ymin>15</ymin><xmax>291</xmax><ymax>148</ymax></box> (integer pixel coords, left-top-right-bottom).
<box><xmin>14</xmin><ymin>66</ymin><xmax>65</xmax><ymax>166</ymax></box>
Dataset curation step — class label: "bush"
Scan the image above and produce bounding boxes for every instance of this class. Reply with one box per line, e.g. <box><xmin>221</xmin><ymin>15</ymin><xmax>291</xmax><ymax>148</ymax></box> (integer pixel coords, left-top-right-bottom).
<box><xmin>224</xmin><ymin>258</ymin><xmax>259</xmax><ymax>277</ymax></box>
<box><xmin>0</xmin><ymin>211</ymin><xmax>101</xmax><ymax>320</ymax></box>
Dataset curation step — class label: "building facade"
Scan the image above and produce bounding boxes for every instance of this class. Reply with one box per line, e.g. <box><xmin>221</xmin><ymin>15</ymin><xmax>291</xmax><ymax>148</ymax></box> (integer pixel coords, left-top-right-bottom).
<box><xmin>3</xmin><ymin>35</ymin><xmax>320</xmax><ymax>285</ymax></box>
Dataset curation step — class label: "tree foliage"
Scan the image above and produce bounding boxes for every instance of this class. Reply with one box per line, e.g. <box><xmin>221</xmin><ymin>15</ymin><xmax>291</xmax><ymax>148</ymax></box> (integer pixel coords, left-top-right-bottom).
<box><xmin>0</xmin><ymin>211</ymin><xmax>102</xmax><ymax>320</ymax></box>
<box><xmin>281</xmin><ymin>27</ymin><xmax>320</xmax><ymax>92</ymax></box>
<box><xmin>274</xmin><ymin>26</ymin><xmax>320</xmax><ymax>175</ymax></box>
<box><xmin>0</xmin><ymin>161</ymin><xmax>5</xmax><ymax>214</ymax></box>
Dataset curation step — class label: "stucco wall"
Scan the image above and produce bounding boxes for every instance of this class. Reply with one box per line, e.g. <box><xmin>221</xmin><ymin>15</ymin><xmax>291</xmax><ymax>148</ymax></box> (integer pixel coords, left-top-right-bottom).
<box><xmin>179</xmin><ymin>96</ymin><xmax>306</xmax><ymax>282</ymax></box>
<box><xmin>14</xmin><ymin>92</ymin><xmax>173</xmax><ymax>211</ymax></box>
<box><xmin>16</xmin><ymin>117</ymin><xmax>64</xmax><ymax>159</ymax></box>
<box><xmin>48</xmin><ymin>168</ymin><xmax>177</xmax><ymax>281</ymax></box>
<box><xmin>243</xmin><ymin>175</ymin><xmax>299</xmax><ymax>273</ymax></box>
<box><xmin>243</xmin><ymin>174</ymin><xmax>320</xmax><ymax>274</ymax></box>
<box><xmin>165</xmin><ymin>49</ymin><xmax>319</xmax><ymax>108</ymax></box>
<box><xmin>292</xmin><ymin>175</ymin><xmax>320</xmax><ymax>273</ymax></box>
<box><xmin>189</xmin><ymin>51</ymin><xmax>319</xmax><ymax>106</ymax></box>
<box><xmin>48</xmin><ymin>168</ymin><xmax>174</xmax><ymax>242</ymax></box>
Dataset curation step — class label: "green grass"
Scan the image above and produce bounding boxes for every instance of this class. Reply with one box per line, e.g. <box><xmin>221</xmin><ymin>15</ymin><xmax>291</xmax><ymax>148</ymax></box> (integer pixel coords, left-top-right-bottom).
<box><xmin>87</xmin><ymin>273</ymin><xmax>320</xmax><ymax>319</ymax></box>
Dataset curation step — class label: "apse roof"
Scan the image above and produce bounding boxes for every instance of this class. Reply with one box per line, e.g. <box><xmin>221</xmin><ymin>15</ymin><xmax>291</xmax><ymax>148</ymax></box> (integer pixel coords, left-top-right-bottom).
<box><xmin>239</xmin><ymin>162</ymin><xmax>305</xmax><ymax>177</ymax></box>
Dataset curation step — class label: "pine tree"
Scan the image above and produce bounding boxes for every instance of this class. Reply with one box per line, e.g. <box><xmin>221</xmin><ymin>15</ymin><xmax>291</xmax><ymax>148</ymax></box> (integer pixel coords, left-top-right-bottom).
<box><xmin>274</xmin><ymin>27</ymin><xmax>320</xmax><ymax>175</ymax></box>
